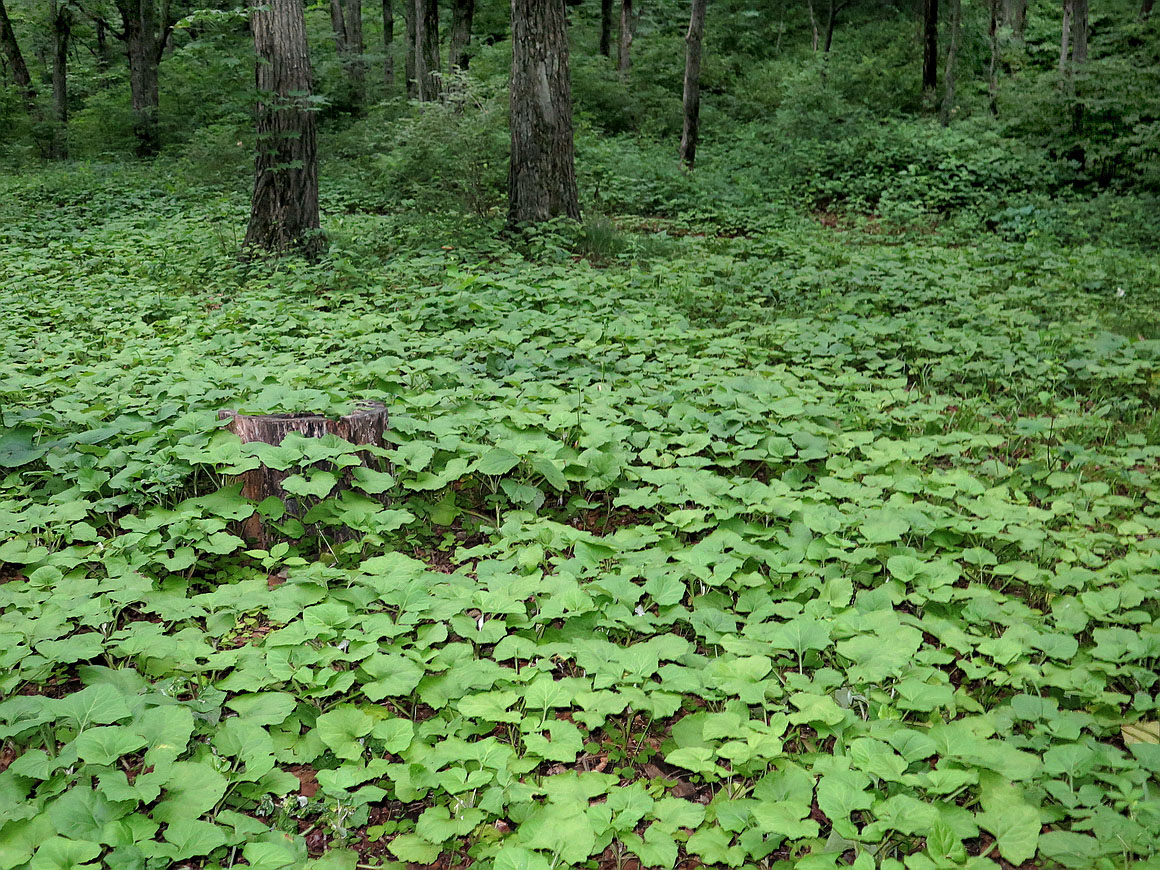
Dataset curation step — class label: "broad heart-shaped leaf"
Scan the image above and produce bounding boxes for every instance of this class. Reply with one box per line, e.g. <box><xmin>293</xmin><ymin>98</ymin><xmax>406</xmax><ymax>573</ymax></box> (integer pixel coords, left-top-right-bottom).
<box><xmin>315</xmin><ymin>705</ymin><xmax>374</xmax><ymax>760</ymax></box>
<box><xmin>27</xmin><ymin>837</ymin><xmax>101</xmax><ymax>870</ymax></box>
<box><xmin>281</xmin><ymin>471</ymin><xmax>338</xmax><ymax>499</ymax></box>
<box><xmin>476</xmin><ymin>447</ymin><xmax>521</xmax><ymax>476</ymax></box>
<box><xmin>976</xmin><ymin>805</ymin><xmax>1039</xmax><ymax>865</ymax></box>
<box><xmin>517</xmin><ymin>801</ymin><xmax>598</xmax><ymax>864</ymax></box>
<box><xmin>74</xmin><ymin>726</ymin><xmax>147</xmax><ymax>766</ymax></box>
<box><xmin>387</xmin><ymin>834</ymin><xmax>442</xmax><ymax>864</ymax></box>
<box><xmin>686</xmin><ymin>826</ymin><xmax>746</xmax><ymax>867</ymax></box>
<box><xmin>0</xmin><ymin>426</ymin><xmax>46</xmax><ymax>467</ymax></box>
<box><xmin>751</xmin><ymin>800</ymin><xmax>820</xmax><ymax>841</ymax></box>
<box><xmin>415</xmin><ymin>806</ymin><xmax>485</xmax><ymax>843</ymax></box>
<box><xmin>522</xmin><ymin>720</ymin><xmax>583</xmax><ymax>763</ymax></box>
<box><xmin>153</xmin><ymin>762</ymin><xmax>228</xmax><ymax>824</ymax></box>
<box><xmin>761</xmin><ymin>617</ymin><xmax>832</xmax><ymax>658</ymax></box>
<box><xmin>622</xmin><ymin>823</ymin><xmax>678</xmax><ymax>869</ymax></box>
<box><xmin>360</xmin><ymin>653</ymin><xmax>424</xmax><ymax>699</ymax></box>
<box><xmin>163</xmin><ymin>818</ymin><xmax>227</xmax><ymax>861</ymax></box>
<box><xmin>226</xmin><ymin>692</ymin><xmax>298</xmax><ymax>726</ymax></box>
<box><xmin>664</xmin><ymin>746</ymin><xmax>728</xmax><ymax>778</ymax></box>
<box><xmin>53</xmin><ymin>685</ymin><xmax>131</xmax><ymax>729</ymax></box>
<box><xmin>493</xmin><ymin>844</ymin><xmax>552</xmax><ymax>870</ymax></box>
<box><xmin>371</xmin><ymin>718</ymin><xmax>414</xmax><ymax>754</ymax></box>
<box><xmin>350</xmin><ymin>466</ymin><xmax>395</xmax><ymax>494</ymax></box>
<box><xmin>858</xmin><ymin>509</ymin><xmax>910</xmax><ymax>543</ymax></box>
<box><xmin>816</xmin><ymin>770</ymin><xmax>873</xmax><ymax>839</ymax></box>
<box><xmin>47</xmin><ymin>787</ymin><xmax>126</xmax><ymax>841</ymax></box>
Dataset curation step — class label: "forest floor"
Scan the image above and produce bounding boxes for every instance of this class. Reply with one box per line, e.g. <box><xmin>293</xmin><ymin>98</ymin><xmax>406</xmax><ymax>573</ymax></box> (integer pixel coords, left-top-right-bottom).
<box><xmin>1</xmin><ymin>167</ymin><xmax>1159</xmax><ymax>869</ymax></box>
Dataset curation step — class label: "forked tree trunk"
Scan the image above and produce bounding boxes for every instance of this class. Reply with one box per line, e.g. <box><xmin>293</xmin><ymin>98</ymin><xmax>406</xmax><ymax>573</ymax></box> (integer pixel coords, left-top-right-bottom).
<box><xmin>0</xmin><ymin>0</ymin><xmax>37</xmax><ymax>112</ymax></box>
<box><xmin>922</xmin><ymin>0</ymin><xmax>939</xmax><ymax>96</ymax></box>
<box><xmin>382</xmin><ymin>0</ymin><xmax>394</xmax><ymax>85</ymax></box>
<box><xmin>415</xmin><ymin>0</ymin><xmax>440</xmax><ymax>100</ymax></box>
<box><xmin>219</xmin><ymin>403</ymin><xmax>389</xmax><ymax>545</ymax></box>
<box><xmin>242</xmin><ymin>0</ymin><xmax>325</xmax><ymax>258</ymax></box>
<box><xmin>448</xmin><ymin>0</ymin><xmax>474</xmax><ymax>71</ymax></box>
<box><xmin>51</xmin><ymin>0</ymin><xmax>70</xmax><ymax>158</ymax></box>
<box><xmin>508</xmin><ymin>0</ymin><xmax>580</xmax><ymax>225</ymax></box>
<box><xmin>679</xmin><ymin>0</ymin><xmax>707</xmax><ymax>169</ymax></box>
<box><xmin>116</xmin><ymin>0</ymin><xmax>167</xmax><ymax>156</ymax></box>
<box><xmin>940</xmin><ymin>0</ymin><xmax>960</xmax><ymax>125</ymax></box>
<box><xmin>599</xmin><ymin>0</ymin><xmax>612</xmax><ymax>55</ymax></box>
<box><xmin>618</xmin><ymin>0</ymin><xmax>632</xmax><ymax>76</ymax></box>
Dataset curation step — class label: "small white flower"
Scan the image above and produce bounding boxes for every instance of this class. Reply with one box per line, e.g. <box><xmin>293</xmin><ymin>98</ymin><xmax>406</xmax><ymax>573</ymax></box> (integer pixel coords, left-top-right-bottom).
<box><xmin>634</xmin><ymin>604</ymin><xmax>646</xmax><ymax>616</ymax></box>
<box><xmin>1116</xmin><ymin>287</ymin><xmax>1126</xmax><ymax>298</ymax></box>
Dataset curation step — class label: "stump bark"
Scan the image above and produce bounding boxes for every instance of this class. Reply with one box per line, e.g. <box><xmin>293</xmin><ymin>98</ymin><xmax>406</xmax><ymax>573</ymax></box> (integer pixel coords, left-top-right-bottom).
<box><xmin>218</xmin><ymin>402</ymin><xmax>389</xmax><ymax>545</ymax></box>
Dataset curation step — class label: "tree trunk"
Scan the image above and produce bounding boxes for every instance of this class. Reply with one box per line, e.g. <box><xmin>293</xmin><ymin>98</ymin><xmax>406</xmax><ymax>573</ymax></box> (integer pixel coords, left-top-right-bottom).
<box><xmin>807</xmin><ymin>0</ymin><xmax>819</xmax><ymax>51</ymax></box>
<box><xmin>382</xmin><ymin>0</ymin><xmax>394</xmax><ymax>85</ymax></box>
<box><xmin>415</xmin><ymin>0</ymin><xmax>440</xmax><ymax>100</ymax></box>
<box><xmin>987</xmin><ymin>0</ymin><xmax>999</xmax><ymax>114</ymax></box>
<box><xmin>95</xmin><ymin>17</ymin><xmax>111</xmax><ymax>73</ymax></box>
<box><xmin>679</xmin><ymin>0</ymin><xmax>707</xmax><ymax>169</ymax></box>
<box><xmin>1003</xmin><ymin>0</ymin><xmax>1027</xmax><ymax>37</ymax></box>
<box><xmin>823</xmin><ymin>0</ymin><xmax>836</xmax><ymax>52</ymax></box>
<box><xmin>508</xmin><ymin>0</ymin><xmax>580</xmax><ymax>225</ymax></box>
<box><xmin>599</xmin><ymin>0</ymin><xmax>612</xmax><ymax>56</ymax></box>
<box><xmin>939</xmin><ymin>0</ymin><xmax>960</xmax><ymax>125</ymax></box>
<box><xmin>242</xmin><ymin>0</ymin><xmax>325</xmax><ymax>259</ymax></box>
<box><xmin>403</xmin><ymin>0</ymin><xmax>416</xmax><ymax>97</ymax></box>
<box><xmin>218</xmin><ymin>403</ymin><xmax>389</xmax><ymax>546</ymax></box>
<box><xmin>1070</xmin><ymin>0</ymin><xmax>1087</xmax><ymax>65</ymax></box>
<box><xmin>922</xmin><ymin>0</ymin><xmax>939</xmax><ymax>96</ymax></box>
<box><xmin>329</xmin><ymin>0</ymin><xmax>348</xmax><ymax>53</ymax></box>
<box><xmin>448</xmin><ymin>0</ymin><xmax>474</xmax><ymax>71</ymax></box>
<box><xmin>51</xmin><ymin>0</ymin><xmax>70</xmax><ymax>158</ymax></box>
<box><xmin>1059</xmin><ymin>0</ymin><xmax>1072</xmax><ymax>77</ymax></box>
<box><xmin>0</xmin><ymin>0</ymin><xmax>37</xmax><ymax>112</ymax></box>
<box><xmin>618</xmin><ymin>0</ymin><xmax>632</xmax><ymax>76</ymax></box>
<box><xmin>345</xmin><ymin>0</ymin><xmax>365</xmax><ymax>104</ymax></box>
<box><xmin>1142</xmin><ymin>0</ymin><xmax>1154</xmax><ymax>20</ymax></box>
<box><xmin>116</xmin><ymin>0</ymin><xmax>166</xmax><ymax>156</ymax></box>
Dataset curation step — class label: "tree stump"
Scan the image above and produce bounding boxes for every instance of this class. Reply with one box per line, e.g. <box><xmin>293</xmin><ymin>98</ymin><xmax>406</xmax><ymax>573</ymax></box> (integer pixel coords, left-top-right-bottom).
<box><xmin>218</xmin><ymin>402</ymin><xmax>389</xmax><ymax>545</ymax></box>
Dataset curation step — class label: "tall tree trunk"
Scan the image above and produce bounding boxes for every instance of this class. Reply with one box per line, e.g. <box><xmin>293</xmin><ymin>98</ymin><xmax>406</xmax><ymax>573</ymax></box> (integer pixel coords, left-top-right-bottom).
<box><xmin>329</xmin><ymin>0</ymin><xmax>348</xmax><ymax>53</ymax></box>
<box><xmin>1059</xmin><ymin>0</ymin><xmax>1072</xmax><ymax>77</ymax></box>
<box><xmin>415</xmin><ymin>0</ymin><xmax>439</xmax><ymax>100</ymax></box>
<box><xmin>1070</xmin><ymin>0</ymin><xmax>1087</xmax><ymax>64</ymax></box>
<box><xmin>508</xmin><ymin>0</ymin><xmax>579</xmax><ymax>225</ymax></box>
<box><xmin>618</xmin><ymin>0</ymin><xmax>632</xmax><ymax>76</ymax></box>
<box><xmin>243</xmin><ymin>0</ymin><xmax>325</xmax><ymax>258</ymax></box>
<box><xmin>1003</xmin><ymin>0</ymin><xmax>1027</xmax><ymax>37</ymax></box>
<box><xmin>382</xmin><ymin>0</ymin><xmax>393</xmax><ymax>85</ymax></box>
<box><xmin>987</xmin><ymin>0</ymin><xmax>999</xmax><ymax>114</ymax></box>
<box><xmin>0</xmin><ymin>0</ymin><xmax>37</xmax><ymax>111</ymax></box>
<box><xmin>1142</xmin><ymin>0</ymin><xmax>1154</xmax><ymax>20</ymax></box>
<box><xmin>922</xmin><ymin>0</ymin><xmax>939</xmax><ymax>96</ymax></box>
<box><xmin>599</xmin><ymin>0</ymin><xmax>612</xmax><ymax>56</ymax></box>
<box><xmin>806</xmin><ymin>0</ymin><xmax>819</xmax><ymax>51</ymax></box>
<box><xmin>448</xmin><ymin>0</ymin><xmax>474</xmax><ymax>71</ymax></box>
<box><xmin>403</xmin><ymin>0</ymin><xmax>415</xmax><ymax>97</ymax></box>
<box><xmin>116</xmin><ymin>0</ymin><xmax>167</xmax><ymax>156</ymax></box>
<box><xmin>940</xmin><ymin>0</ymin><xmax>960</xmax><ymax>125</ymax></box>
<box><xmin>51</xmin><ymin>0</ymin><xmax>70</xmax><ymax>158</ymax></box>
<box><xmin>823</xmin><ymin>0</ymin><xmax>837</xmax><ymax>52</ymax></box>
<box><xmin>679</xmin><ymin>0</ymin><xmax>707</xmax><ymax>168</ymax></box>
<box><xmin>95</xmin><ymin>17</ymin><xmax>111</xmax><ymax>73</ymax></box>
<box><xmin>345</xmin><ymin>0</ymin><xmax>365</xmax><ymax>104</ymax></box>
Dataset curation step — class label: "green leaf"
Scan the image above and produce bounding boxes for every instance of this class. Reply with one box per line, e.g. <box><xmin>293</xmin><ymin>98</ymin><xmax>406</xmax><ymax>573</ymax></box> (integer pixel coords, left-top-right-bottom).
<box><xmin>28</xmin><ymin>837</ymin><xmax>100</xmax><ymax>870</ymax></box>
<box><xmin>74</xmin><ymin>726</ymin><xmax>146</xmax><ymax>766</ymax></box>
<box><xmin>976</xmin><ymin>805</ymin><xmax>1039</xmax><ymax>865</ymax></box>
<box><xmin>477</xmin><ymin>448</ymin><xmax>521</xmax><ymax>476</ymax></box>
<box><xmin>163</xmin><ymin>819</ymin><xmax>227</xmax><ymax>860</ymax></box>
<box><xmin>387</xmin><ymin>833</ymin><xmax>442</xmax><ymax>863</ymax></box>
<box><xmin>858</xmin><ymin>510</ymin><xmax>911</xmax><ymax>543</ymax></box>
<box><xmin>53</xmin><ymin>685</ymin><xmax>131</xmax><ymax>729</ymax></box>
<box><xmin>316</xmin><ymin>705</ymin><xmax>374</xmax><ymax>760</ymax></box>
<box><xmin>153</xmin><ymin>762</ymin><xmax>228</xmax><ymax>824</ymax></box>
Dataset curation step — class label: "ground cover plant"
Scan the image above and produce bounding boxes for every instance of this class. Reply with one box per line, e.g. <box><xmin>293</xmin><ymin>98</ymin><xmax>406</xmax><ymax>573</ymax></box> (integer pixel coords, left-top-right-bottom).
<box><xmin>1</xmin><ymin>157</ymin><xmax>1159</xmax><ymax>870</ymax></box>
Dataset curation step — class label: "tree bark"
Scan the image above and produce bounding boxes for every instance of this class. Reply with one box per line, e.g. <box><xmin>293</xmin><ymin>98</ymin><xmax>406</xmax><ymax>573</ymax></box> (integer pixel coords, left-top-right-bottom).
<box><xmin>219</xmin><ymin>404</ymin><xmax>389</xmax><ymax>546</ymax></box>
<box><xmin>679</xmin><ymin>0</ymin><xmax>707</xmax><ymax>169</ymax></box>
<box><xmin>599</xmin><ymin>0</ymin><xmax>612</xmax><ymax>56</ymax></box>
<box><xmin>115</xmin><ymin>0</ymin><xmax>169</xmax><ymax>156</ymax></box>
<box><xmin>922</xmin><ymin>0</ymin><xmax>939</xmax><ymax>96</ymax></box>
<box><xmin>382</xmin><ymin>0</ymin><xmax>394</xmax><ymax>85</ymax></box>
<box><xmin>823</xmin><ymin>0</ymin><xmax>837</xmax><ymax>53</ymax></box>
<box><xmin>939</xmin><ymin>0</ymin><xmax>960</xmax><ymax>125</ymax></box>
<box><xmin>329</xmin><ymin>0</ymin><xmax>347</xmax><ymax>53</ymax></box>
<box><xmin>1002</xmin><ymin>0</ymin><xmax>1027</xmax><ymax>37</ymax></box>
<box><xmin>1070</xmin><ymin>0</ymin><xmax>1087</xmax><ymax>65</ymax></box>
<box><xmin>345</xmin><ymin>0</ymin><xmax>365</xmax><ymax>104</ymax></box>
<box><xmin>618</xmin><ymin>0</ymin><xmax>632</xmax><ymax>76</ymax></box>
<box><xmin>51</xmin><ymin>0</ymin><xmax>70</xmax><ymax>158</ymax></box>
<box><xmin>403</xmin><ymin>0</ymin><xmax>416</xmax><ymax>97</ymax></box>
<box><xmin>1059</xmin><ymin>0</ymin><xmax>1072</xmax><ymax>76</ymax></box>
<box><xmin>806</xmin><ymin>0</ymin><xmax>819</xmax><ymax>51</ymax></box>
<box><xmin>508</xmin><ymin>0</ymin><xmax>580</xmax><ymax>225</ymax></box>
<box><xmin>0</xmin><ymin>0</ymin><xmax>37</xmax><ymax>112</ymax></box>
<box><xmin>242</xmin><ymin>0</ymin><xmax>325</xmax><ymax>259</ymax></box>
<box><xmin>415</xmin><ymin>0</ymin><xmax>440</xmax><ymax>100</ymax></box>
<box><xmin>448</xmin><ymin>0</ymin><xmax>474</xmax><ymax>71</ymax></box>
